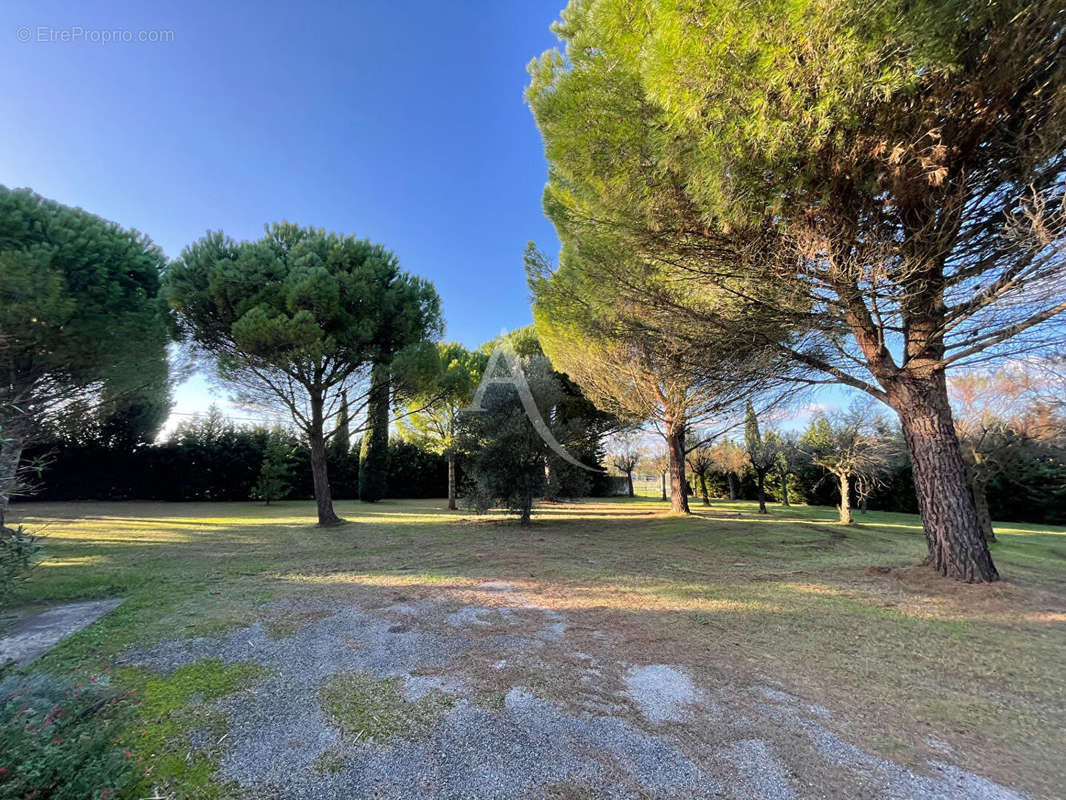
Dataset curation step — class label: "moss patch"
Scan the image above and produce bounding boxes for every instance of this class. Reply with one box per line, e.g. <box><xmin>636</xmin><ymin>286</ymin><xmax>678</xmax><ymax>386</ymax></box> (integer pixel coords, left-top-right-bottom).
<box><xmin>319</xmin><ymin>671</ymin><xmax>453</xmax><ymax>742</ymax></box>
<box><xmin>545</xmin><ymin>783</ymin><xmax>599</xmax><ymax>800</ymax></box>
<box><xmin>478</xmin><ymin>689</ymin><xmax>508</xmax><ymax>712</ymax></box>
<box><xmin>116</xmin><ymin>659</ymin><xmax>267</xmax><ymax>799</ymax></box>
<box><xmin>311</xmin><ymin>748</ymin><xmax>347</xmax><ymax>774</ymax></box>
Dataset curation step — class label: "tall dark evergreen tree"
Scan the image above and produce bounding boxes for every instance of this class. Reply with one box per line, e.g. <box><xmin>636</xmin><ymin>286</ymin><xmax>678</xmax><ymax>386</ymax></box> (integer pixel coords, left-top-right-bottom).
<box><xmin>330</xmin><ymin>391</ymin><xmax>351</xmax><ymax>459</ymax></box>
<box><xmin>358</xmin><ymin>364</ymin><xmax>390</xmax><ymax>503</ymax></box>
<box><xmin>744</xmin><ymin>403</ymin><xmax>776</xmax><ymax>515</ymax></box>
<box><xmin>253</xmin><ymin>427</ymin><xmax>293</xmax><ymax>505</ymax></box>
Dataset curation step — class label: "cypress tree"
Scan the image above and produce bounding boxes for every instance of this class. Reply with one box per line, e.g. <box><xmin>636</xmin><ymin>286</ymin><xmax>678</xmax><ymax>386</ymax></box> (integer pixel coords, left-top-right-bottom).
<box><xmin>358</xmin><ymin>364</ymin><xmax>390</xmax><ymax>502</ymax></box>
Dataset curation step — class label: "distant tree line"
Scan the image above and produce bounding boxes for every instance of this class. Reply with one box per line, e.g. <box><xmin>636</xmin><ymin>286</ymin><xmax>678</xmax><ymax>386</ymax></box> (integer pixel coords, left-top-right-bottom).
<box><xmin>25</xmin><ymin>407</ymin><xmax>450</xmax><ymax>503</ymax></box>
<box><xmin>19</xmin><ymin>323</ymin><xmax>618</xmax><ymax>514</ymax></box>
<box><xmin>611</xmin><ymin>381</ymin><xmax>1066</xmax><ymax>530</ymax></box>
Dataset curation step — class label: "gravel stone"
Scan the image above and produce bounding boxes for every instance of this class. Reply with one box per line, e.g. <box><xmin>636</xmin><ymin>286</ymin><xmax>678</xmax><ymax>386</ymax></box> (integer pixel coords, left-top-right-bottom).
<box><xmin>402</xmin><ymin>674</ymin><xmax>465</xmax><ymax>702</ymax></box>
<box><xmin>120</xmin><ymin>595</ymin><xmax>1032</xmax><ymax>800</ymax></box>
<box><xmin>756</xmin><ymin>699</ymin><xmax>1028</xmax><ymax>800</ymax></box>
<box><xmin>624</xmin><ymin>663</ymin><xmax>702</xmax><ymax>724</ymax></box>
<box><xmin>477</xmin><ymin>581</ymin><xmax>517</xmax><ymax>593</ymax></box>
<box><xmin>716</xmin><ymin>738</ymin><xmax>798</xmax><ymax>800</ymax></box>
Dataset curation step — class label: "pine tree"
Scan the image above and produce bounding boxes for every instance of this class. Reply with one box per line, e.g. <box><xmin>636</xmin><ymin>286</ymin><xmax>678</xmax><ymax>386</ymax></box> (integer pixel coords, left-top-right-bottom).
<box><xmin>525</xmin><ymin>0</ymin><xmax>1065</xmax><ymax>580</ymax></box>
<box><xmin>0</xmin><ymin>187</ymin><xmax>170</xmax><ymax>521</ymax></box>
<box><xmin>164</xmin><ymin>223</ymin><xmax>442</xmax><ymax>525</ymax></box>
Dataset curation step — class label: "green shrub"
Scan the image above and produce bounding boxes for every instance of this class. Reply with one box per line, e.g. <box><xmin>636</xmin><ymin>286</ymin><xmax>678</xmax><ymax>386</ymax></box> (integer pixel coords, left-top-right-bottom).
<box><xmin>0</xmin><ymin>672</ymin><xmax>137</xmax><ymax>800</ymax></box>
<box><xmin>0</xmin><ymin>525</ymin><xmax>40</xmax><ymax>603</ymax></box>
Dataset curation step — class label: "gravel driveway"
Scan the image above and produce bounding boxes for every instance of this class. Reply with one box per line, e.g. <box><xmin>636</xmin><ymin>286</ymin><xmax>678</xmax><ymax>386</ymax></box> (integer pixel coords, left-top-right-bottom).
<box><xmin>123</xmin><ymin>581</ymin><xmax>1030</xmax><ymax>800</ymax></box>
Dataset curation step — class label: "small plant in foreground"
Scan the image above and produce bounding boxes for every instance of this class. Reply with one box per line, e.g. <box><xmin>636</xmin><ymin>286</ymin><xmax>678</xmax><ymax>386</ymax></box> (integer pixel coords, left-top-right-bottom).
<box><xmin>0</xmin><ymin>524</ymin><xmax>41</xmax><ymax>604</ymax></box>
<box><xmin>0</xmin><ymin>672</ymin><xmax>137</xmax><ymax>800</ymax></box>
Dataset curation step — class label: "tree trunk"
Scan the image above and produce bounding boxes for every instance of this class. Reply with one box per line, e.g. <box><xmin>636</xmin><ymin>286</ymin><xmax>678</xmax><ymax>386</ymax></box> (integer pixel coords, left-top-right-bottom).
<box><xmin>838</xmin><ymin>472</ymin><xmax>852</xmax><ymax>524</ymax></box>
<box><xmin>890</xmin><ymin>375</ymin><xmax>998</xmax><ymax>582</ymax></box>
<box><xmin>447</xmin><ymin>454</ymin><xmax>457</xmax><ymax>511</ymax></box>
<box><xmin>779</xmin><ymin>468</ymin><xmax>790</xmax><ymax>506</ymax></box>
<box><xmin>698</xmin><ymin>474</ymin><xmax>710</xmax><ymax>506</ymax></box>
<box><xmin>727</xmin><ymin>472</ymin><xmax>737</xmax><ymax>501</ymax></box>
<box><xmin>520</xmin><ymin>495</ymin><xmax>532</xmax><ymax>525</ymax></box>
<box><xmin>309</xmin><ymin>394</ymin><xmax>342</xmax><ymax>526</ymax></box>
<box><xmin>970</xmin><ymin>474</ymin><xmax>996</xmax><ymax>543</ymax></box>
<box><xmin>626</xmin><ymin>470</ymin><xmax>634</xmax><ymax>498</ymax></box>
<box><xmin>0</xmin><ymin>435</ymin><xmax>24</xmax><ymax>529</ymax></box>
<box><xmin>666</xmin><ymin>428</ymin><xmax>690</xmax><ymax>514</ymax></box>
<box><xmin>756</xmin><ymin>470</ymin><xmax>767</xmax><ymax>514</ymax></box>
<box><xmin>660</xmin><ymin>472</ymin><xmax>667</xmax><ymax>501</ymax></box>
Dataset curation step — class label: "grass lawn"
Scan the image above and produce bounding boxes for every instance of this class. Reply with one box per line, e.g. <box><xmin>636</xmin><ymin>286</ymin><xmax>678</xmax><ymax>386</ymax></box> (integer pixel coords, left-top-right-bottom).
<box><xmin>3</xmin><ymin>497</ymin><xmax>1065</xmax><ymax>798</ymax></box>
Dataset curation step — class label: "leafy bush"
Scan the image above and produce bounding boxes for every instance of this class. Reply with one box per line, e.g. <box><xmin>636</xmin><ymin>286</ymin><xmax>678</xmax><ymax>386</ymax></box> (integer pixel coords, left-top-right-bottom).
<box><xmin>0</xmin><ymin>673</ymin><xmax>137</xmax><ymax>800</ymax></box>
<box><xmin>0</xmin><ymin>525</ymin><xmax>40</xmax><ymax>603</ymax></box>
<box><xmin>457</xmin><ymin>355</ymin><xmax>598</xmax><ymax>523</ymax></box>
<box><xmin>251</xmin><ymin>429</ymin><xmax>294</xmax><ymax>504</ymax></box>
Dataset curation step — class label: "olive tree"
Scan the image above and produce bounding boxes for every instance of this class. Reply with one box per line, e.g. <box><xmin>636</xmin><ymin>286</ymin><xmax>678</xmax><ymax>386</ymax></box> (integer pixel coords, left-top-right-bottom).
<box><xmin>778</xmin><ymin>432</ymin><xmax>804</xmax><ymax>508</ymax></box>
<box><xmin>606</xmin><ymin>431</ymin><xmax>642</xmax><ymax>498</ymax></box>
<box><xmin>710</xmin><ymin>441</ymin><xmax>748</xmax><ymax>502</ymax></box>
<box><xmin>950</xmin><ymin>366</ymin><xmax>1064</xmax><ymax>542</ymax></box>
<box><xmin>802</xmin><ymin>409</ymin><xmax>897</xmax><ymax>525</ymax></box>
<box><xmin>744</xmin><ymin>403</ymin><xmax>778</xmax><ymax>514</ymax></box>
<box><xmin>686</xmin><ymin>439</ymin><xmax>716</xmax><ymax>507</ymax></box>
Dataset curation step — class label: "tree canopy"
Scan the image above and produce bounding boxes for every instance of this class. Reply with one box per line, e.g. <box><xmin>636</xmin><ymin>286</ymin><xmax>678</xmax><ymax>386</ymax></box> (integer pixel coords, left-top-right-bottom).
<box><xmin>163</xmin><ymin>222</ymin><xmax>442</xmax><ymax>524</ymax></box>
<box><xmin>458</xmin><ymin>352</ymin><xmax>591</xmax><ymax>524</ymax></box>
<box><xmin>802</xmin><ymin>406</ymin><xmax>898</xmax><ymax>524</ymax></box>
<box><xmin>527</xmin><ymin>0</ymin><xmax>1066</xmax><ymax>581</ymax></box>
<box><xmin>528</xmin><ymin>239</ymin><xmax>783</xmax><ymax>514</ymax></box>
<box><xmin>397</xmin><ymin>342</ymin><xmax>488</xmax><ymax>510</ymax></box>
<box><xmin>0</xmin><ymin>186</ymin><xmax>170</xmax><ymax>521</ymax></box>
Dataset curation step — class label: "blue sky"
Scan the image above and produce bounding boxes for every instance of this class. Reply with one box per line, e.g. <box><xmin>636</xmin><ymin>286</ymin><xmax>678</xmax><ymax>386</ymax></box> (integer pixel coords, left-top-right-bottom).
<box><xmin>2</xmin><ymin>0</ymin><xmax>565</xmax><ymax>428</ymax></box>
